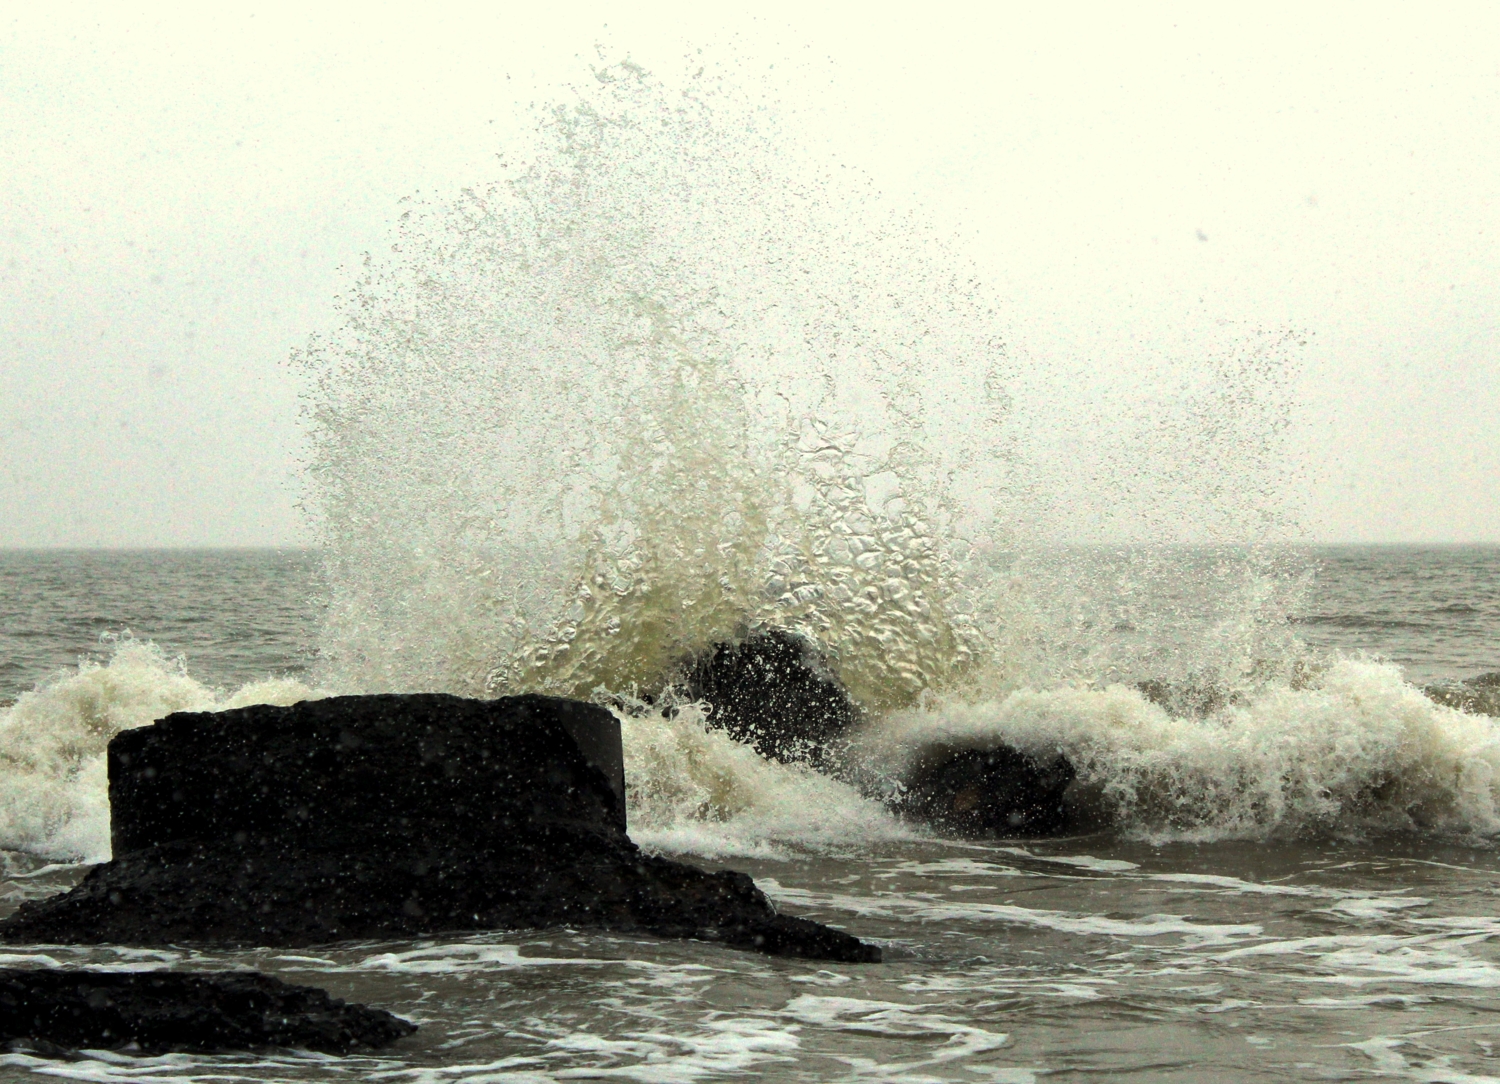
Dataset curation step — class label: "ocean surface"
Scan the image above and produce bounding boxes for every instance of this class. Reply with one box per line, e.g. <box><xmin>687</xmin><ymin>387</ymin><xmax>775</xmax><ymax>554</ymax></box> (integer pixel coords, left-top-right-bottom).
<box><xmin>5</xmin><ymin>56</ymin><xmax>1499</xmax><ymax>1084</ymax></box>
<box><xmin>1</xmin><ymin>545</ymin><xmax>1497</xmax><ymax>1083</ymax></box>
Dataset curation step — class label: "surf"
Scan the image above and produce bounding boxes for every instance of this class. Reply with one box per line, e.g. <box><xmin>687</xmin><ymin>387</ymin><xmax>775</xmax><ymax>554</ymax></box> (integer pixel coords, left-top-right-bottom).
<box><xmin>2</xmin><ymin>59</ymin><xmax>1497</xmax><ymax>865</ymax></box>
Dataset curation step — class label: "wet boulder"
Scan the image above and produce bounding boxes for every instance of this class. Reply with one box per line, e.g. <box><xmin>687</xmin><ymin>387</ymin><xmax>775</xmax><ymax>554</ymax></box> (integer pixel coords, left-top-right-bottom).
<box><xmin>1135</xmin><ymin>678</ymin><xmax>1237</xmax><ymax>719</ymax></box>
<box><xmin>0</xmin><ymin>968</ymin><xmax>414</xmax><ymax>1055</ymax></box>
<box><xmin>894</xmin><ymin>743</ymin><xmax>1076</xmax><ymax>837</ymax></box>
<box><xmin>682</xmin><ymin>628</ymin><xmax>1077</xmax><ymax>837</ymax></box>
<box><xmin>1424</xmin><ymin>672</ymin><xmax>1500</xmax><ymax>717</ymax></box>
<box><xmin>683</xmin><ymin>628</ymin><xmax>861</xmax><ymax>771</ymax></box>
<box><xmin>0</xmin><ymin>694</ymin><xmax>878</xmax><ymax>963</ymax></box>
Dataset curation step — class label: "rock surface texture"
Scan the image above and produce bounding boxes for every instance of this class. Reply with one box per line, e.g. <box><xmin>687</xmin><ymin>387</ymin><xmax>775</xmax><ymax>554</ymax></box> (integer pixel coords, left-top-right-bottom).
<box><xmin>0</xmin><ymin>694</ymin><xmax>878</xmax><ymax>963</ymax></box>
<box><xmin>683</xmin><ymin>629</ymin><xmax>1077</xmax><ymax>838</ymax></box>
<box><xmin>683</xmin><ymin>629</ymin><xmax>861</xmax><ymax>770</ymax></box>
<box><xmin>1424</xmin><ymin>672</ymin><xmax>1500</xmax><ymax>717</ymax></box>
<box><xmin>0</xmin><ymin>968</ymin><xmax>414</xmax><ymax>1054</ymax></box>
<box><xmin>895</xmin><ymin>743</ymin><xmax>1076</xmax><ymax>837</ymax></box>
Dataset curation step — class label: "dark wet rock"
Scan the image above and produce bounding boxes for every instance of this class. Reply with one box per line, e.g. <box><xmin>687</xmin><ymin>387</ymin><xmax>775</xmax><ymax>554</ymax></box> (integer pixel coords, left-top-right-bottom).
<box><xmin>0</xmin><ymin>838</ymin><xmax>875</xmax><ymax>961</ymax></box>
<box><xmin>107</xmin><ymin>692</ymin><xmax>627</xmax><ymax>853</ymax></box>
<box><xmin>682</xmin><ymin>629</ymin><xmax>861</xmax><ymax>770</ymax></box>
<box><xmin>0</xmin><ymin>694</ymin><xmax>878</xmax><ymax>963</ymax></box>
<box><xmin>1135</xmin><ymin>679</ymin><xmax>1239</xmax><ymax>718</ymax></box>
<box><xmin>894</xmin><ymin>743</ymin><xmax>1075</xmax><ymax>837</ymax></box>
<box><xmin>680</xmin><ymin>628</ymin><xmax>1079</xmax><ymax>838</ymax></box>
<box><xmin>1423</xmin><ymin>672</ymin><xmax>1500</xmax><ymax>717</ymax></box>
<box><xmin>0</xmin><ymin>968</ymin><xmax>414</xmax><ymax>1055</ymax></box>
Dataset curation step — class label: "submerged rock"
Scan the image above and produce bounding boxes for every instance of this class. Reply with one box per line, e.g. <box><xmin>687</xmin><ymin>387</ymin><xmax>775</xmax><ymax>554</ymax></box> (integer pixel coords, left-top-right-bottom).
<box><xmin>1135</xmin><ymin>679</ymin><xmax>1239</xmax><ymax>719</ymax></box>
<box><xmin>682</xmin><ymin>629</ymin><xmax>1077</xmax><ymax>837</ymax></box>
<box><xmin>894</xmin><ymin>743</ymin><xmax>1076</xmax><ymax>837</ymax></box>
<box><xmin>1424</xmin><ymin>672</ymin><xmax>1500</xmax><ymax>717</ymax></box>
<box><xmin>0</xmin><ymin>968</ymin><xmax>414</xmax><ymax>1055</ymax></box>
<box><xmin>682</xmin><ymin>628</ymin><xmax>861</xmax><ymax>771</ymax></box>
<box><xmin>0</xmin><ymin>694</ymin><xmax>878</xmax><ymax>963</ymax></box>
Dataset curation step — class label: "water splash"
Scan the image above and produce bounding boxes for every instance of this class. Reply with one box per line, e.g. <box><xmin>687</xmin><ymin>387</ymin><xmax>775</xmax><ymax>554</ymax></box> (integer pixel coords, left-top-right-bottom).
<box><xmin>618</xmin><ymin>700</ymin><xmax>908</xmax><ymax>860</ymax></box>
<box><xmin>868</xmin><ymin>658</ymin><xmax>1500</xmax><ymax>842</ymax></box>
<box><xmin>0</xmin><ymin>637</ymin><xmax>318</xmax><ymax>861</ymax></box>
<box><xmin>276</xmin><ymin>52</ymin><xmax>1500</xmax><ymax>850</ymax></box>
<box><xmin>298</xmin><ymin>57</ymin><xmax>1009</xmax><ymax>710</ymax></box>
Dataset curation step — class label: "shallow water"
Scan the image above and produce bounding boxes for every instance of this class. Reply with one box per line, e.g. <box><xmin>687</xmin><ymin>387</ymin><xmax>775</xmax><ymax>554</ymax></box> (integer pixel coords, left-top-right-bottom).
<box><xmin>4</xmin><ymin>837</ymin><xmax>1500</xmax><ymax>1082</ymax></box>
<box><xmin>1</xmin><ymin>547</ymin><xmax>1499</xmax><ymax>1081</ymax></box>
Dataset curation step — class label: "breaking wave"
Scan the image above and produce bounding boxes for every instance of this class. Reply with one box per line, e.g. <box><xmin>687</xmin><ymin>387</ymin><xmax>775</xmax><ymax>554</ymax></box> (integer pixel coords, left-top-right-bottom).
<box><xmin>3</xmin><ymin>57</ymin><xmax>1496</xmax><ymax>864</ymax></box>
<box><xmin>285</xmin><ymin>58</ymin><xmax>1500</xmax><ymax>851</ymax></box>
<box><xmin>4</xmin><ymin>642</ymin><xmax>1495</xmax><ymax>863</ymax></box>
<box><xmin>871</xmin><ymin>658</ymin><xmax>1500</xmax><ymax>842</ymax></box>
<box><xmin>0</xmin><ymin>638</ymin><xmax>318</xmax><ymax>862</ymax></box>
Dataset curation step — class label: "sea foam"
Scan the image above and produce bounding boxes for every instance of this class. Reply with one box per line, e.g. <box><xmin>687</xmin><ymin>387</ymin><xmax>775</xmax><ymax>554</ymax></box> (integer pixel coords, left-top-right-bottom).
<box><xmin>0</xmin><ymin>639</ymin><xmax>318</xmax><ymax>861</ymax></box>
<box><xmin>3</xmin><ymin>639</ymin><xmax>1496</xmax><ymax>866</ymax></box>
<box><xmin>871</xmin><ymin>657</ymin><xmax>1500</xmax><ymax>841</ymax></box>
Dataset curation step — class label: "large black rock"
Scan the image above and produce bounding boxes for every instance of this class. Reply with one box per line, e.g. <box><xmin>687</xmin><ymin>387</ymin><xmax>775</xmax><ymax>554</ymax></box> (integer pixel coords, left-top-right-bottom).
<box><xmin>106</xmin><ymin>692</ymin><xmax>627</xmax><ymax>855</ymax></box>
<box><xmin>894</xmin><ymin>743</ymin><xmax>1075</xmax><ymax>837</ymax></box>
<box><xmin>0</xmin><ymin>694</ymin><xmax>878</xmax><ymax>963</ymax></box>
<box><xmin>0</xmin><ymin>968</ymin><xmax>414</xmax><ymax>1055</ymax></box>
<box><xmin>682</xmin><ymin>630</ymin><xmax>1077</xmax><ymax>837</ymax></box>
<box><xmin>683</xmin><ymin>629</ymin><xmax>861</xmax><ymax>771</ymax></box>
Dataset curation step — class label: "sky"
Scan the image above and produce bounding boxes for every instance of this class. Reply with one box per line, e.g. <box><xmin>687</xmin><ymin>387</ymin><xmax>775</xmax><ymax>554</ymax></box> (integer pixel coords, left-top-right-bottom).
<box><xmin>2</xmin><ymin>5</ymin><xmax>1497</xmax><ymax>547</ymax></box>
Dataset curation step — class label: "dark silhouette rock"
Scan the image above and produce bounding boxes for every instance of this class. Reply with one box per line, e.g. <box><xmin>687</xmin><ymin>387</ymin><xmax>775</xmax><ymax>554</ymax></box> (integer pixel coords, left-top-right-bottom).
<box><xmin>683</xmin><ymin>629</ymin><xmax>860</xmax><ymax>770</ymax></box>
<box><xmin>106</xmin><ymin>692</ymin><xmax>626</xmax><ymax>855</ymax></box>
<box><xmin>0</xmin><ymin>968</ymin><xmax>414</xmax><ymax>1055</ymax></box>
<box><xmin>0</xmin><ymin>694</ymin><xmax>878</xmax><ymax>963</ymax></box>
<box><xmin>679</xmin><ymin>628</ymin><xmax>1079</xmax><ymax>838</ymax></box>
<box><xmin>893</xmin><ymin>743</ymin><xmax>1075</xmax><ymax>837</ymax></box>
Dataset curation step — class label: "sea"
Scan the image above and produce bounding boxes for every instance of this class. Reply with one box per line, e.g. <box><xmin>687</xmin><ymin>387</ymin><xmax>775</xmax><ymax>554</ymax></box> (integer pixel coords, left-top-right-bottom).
<box><xmin>4</xmin><ymin>59</ymin><xmax>1499</xmax><ymax>1084</ymax></box>
<box><xmin>1</xmin><ymin>546</ymin><xmax>1497</xmax><ymax>1083</ymax></box>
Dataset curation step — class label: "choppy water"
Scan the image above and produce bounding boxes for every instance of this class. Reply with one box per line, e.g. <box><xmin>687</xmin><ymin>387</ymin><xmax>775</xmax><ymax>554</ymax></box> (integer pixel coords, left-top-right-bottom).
<box><xmin>0</xmin><ymin>549</ymin><xmax>319</xmax><ymax>698</ymax></box>
<box><xmin>2</xmin><ymin>547</ymin><xmax>1498</xmax><ymax>1082</ymax></box>
<box><xmin>1297</xmin><ymin>546</ymin><xmax>1500</xmax><ymax>686</ymax></box>
<box><xmin>4</xmin><ymin>55</ymin><xmax>1499</xmax><ymax>1083</ymax></box>
<box><xmin>5</xmin><ymin>836</ymin><xmax>1500</xmax><ymax>1084</ymax></box>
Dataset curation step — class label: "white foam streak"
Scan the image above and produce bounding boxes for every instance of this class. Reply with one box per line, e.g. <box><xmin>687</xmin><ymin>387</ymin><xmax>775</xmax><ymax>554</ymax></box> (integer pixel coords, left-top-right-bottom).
<box><xmin>759</xmin><ymin>879</ymin><xmax>1261</xmax><ymax>946</ymax></box>
<box><xmin>994</xmin><ymin>847</ymin><xmax>1139</xmax><ymax>872</ymax></box>
<box><xmin>1349</xmin><ymin>1037</ymin><xmax>1500</xmax><ymax>1083</ymax></box>
<box><xmin>780</xmin><ymin>994</ymin><xmax>1009</xmax><ymax>1070</ymax></box>
<box><xmin>1149</xmin><ymin>873</ymin><xmax>1316</xmax><ymax>896</ymax></box>
<box><xmin>543</xmin><ymin>1018</ymin><xmax>801</xmax><ymax>1083</ymax></box>
<box><xmin>1219</xmin><ymin>926</ymin><xmax>1500</xmax><ymax>989</ymax></box>
<box><xmin>343</xmin><ymin>943</ymin><xmax>614</xmax><ymax>975</ymax></box>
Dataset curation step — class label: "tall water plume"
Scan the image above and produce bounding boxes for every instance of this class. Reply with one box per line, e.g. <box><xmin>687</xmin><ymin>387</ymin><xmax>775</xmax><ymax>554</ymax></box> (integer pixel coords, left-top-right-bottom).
<box><xmin>298</xmin><ymin>58</ymin><xmax>1013</xmax><ymax>709</ymax></box>
<box><xmin>294</xmin><ymin>53</ymin><xmax>1494</xmax><ymax>850</ymax></box>
<box><xmin>2</xmin><ymin>58</ymin><xmax>1493</xmax><ymax>862</ymax></box>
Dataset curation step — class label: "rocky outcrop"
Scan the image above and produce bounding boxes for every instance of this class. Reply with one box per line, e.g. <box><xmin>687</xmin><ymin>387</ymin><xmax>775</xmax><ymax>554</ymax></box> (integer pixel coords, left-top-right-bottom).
<box><xmin>0</xmin><ymin>694</ymin><xmax>878</xmax><ymax>963</ymax></box>
<box><xmin>682</xmin><ymin>629</ymin><xmax>860</xmax><ymax>771</ymax></box>
<box><xmin>894</xmin><ymin>743</ymin><xmax>1075</xmax><ymax>837</ymax></box>
<box><xmin>1424</xmin><ymin>672</ymin><xmax>1500</xmax><ymax>717</ymax></box>
<box><xmin>682</xmin><ymin>629</ymin><xmax>1076</xmax><ymax>838</ymax></box>
<box><xmin>0</xmin><ymin>968</ymin><xmax>414</xmax><ymax>1055</ymax></box>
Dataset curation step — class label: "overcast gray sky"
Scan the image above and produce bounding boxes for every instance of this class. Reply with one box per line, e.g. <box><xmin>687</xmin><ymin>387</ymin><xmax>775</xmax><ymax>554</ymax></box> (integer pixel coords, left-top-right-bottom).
<box><xmin>3</xmin><ymin>5</ymin><xmax>1497</xmax><ymax>547</ymax></box>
